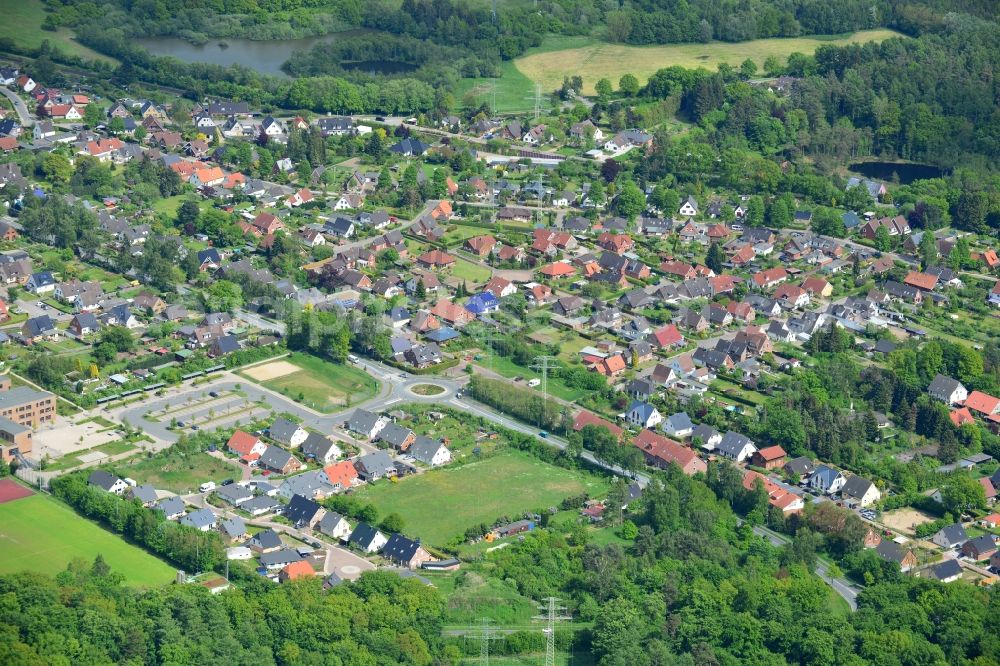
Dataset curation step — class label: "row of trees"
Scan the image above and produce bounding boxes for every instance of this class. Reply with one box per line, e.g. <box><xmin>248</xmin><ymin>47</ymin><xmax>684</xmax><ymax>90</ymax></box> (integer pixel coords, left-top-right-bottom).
<box><xmin>50</xmin><ymin>472</ymin><xmax>226</xmax><ymax>572</ymax></box>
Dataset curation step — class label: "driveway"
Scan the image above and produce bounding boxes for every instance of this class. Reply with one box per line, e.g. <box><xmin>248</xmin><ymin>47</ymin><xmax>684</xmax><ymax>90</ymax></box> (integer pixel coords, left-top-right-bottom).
<box><xmin>16</xmin><ymin>298</ymin><xmax>72</xmax><ymax>323</ymax></box>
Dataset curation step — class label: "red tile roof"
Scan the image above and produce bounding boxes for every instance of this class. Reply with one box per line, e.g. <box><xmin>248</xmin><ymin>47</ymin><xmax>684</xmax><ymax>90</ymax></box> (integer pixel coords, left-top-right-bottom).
<box><xmin>572</xmin><ymin>411</ymin><xmax>623</xmax><ymax>438</ymax></box>
<box><xmin>755</xmin><ymin>445</ymin><xmax>787</xmax><ymax>461</ymax></box>
<box><xmin>323</xmin><ymin>461</ymin><xmax>358</xmax><ymax>488</ymax></box>
<box><xmin>965</xmin><ymin>391</ymin><xmax>1000</xmax><ymax>416</ymax></box>
<box><xmin>227</xmin><ymin>430</ymin><xmax>261</xmax><ymax>455</ymax></box>
<box><xmin>539</xmin><ymin>261</ymin><xmax>576</xmax><ymax>277</ymax></box>
<box><xmin>633</xmin><ymin>429</ymin><xmax>705</xmax><ymax>475</ymax></box>
<box><xmin>903</xmin><ymin>271</ymin><xmax>938</xmax><ymax>291</ymax></box>
<box><xmin>649</xmin><ymin>324</ymin><xmax>683</xmax><ymax>348</ymax></box>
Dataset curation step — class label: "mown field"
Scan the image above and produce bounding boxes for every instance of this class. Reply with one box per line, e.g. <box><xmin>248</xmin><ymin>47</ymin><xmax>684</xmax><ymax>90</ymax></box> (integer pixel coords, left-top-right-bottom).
<box><xmin>0</xmin><ymin>491</ymin><xmax>175</xmax><ymax>585</ymax></box>
<box><xmin>514</xmin><ymin>29</ymin><xmax>902</xmax><ymax>95</ymax></box>
<box><xmin>0</xmin><ymin>0</ymin><xmax>117</xmax><ymax>63</ymax></box>
<box><xmin>240</xmin><ymin>352</ymin><xmax>379</xmax><ymax>412</ymax></box>
<box><xmin>354</xmin><ymin>449</ymin><xmax>608</xmax><ymax>545</ymax></box>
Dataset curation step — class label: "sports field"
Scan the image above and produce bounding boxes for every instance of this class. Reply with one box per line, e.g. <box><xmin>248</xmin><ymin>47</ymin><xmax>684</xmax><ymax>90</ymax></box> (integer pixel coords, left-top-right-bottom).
<box><xmin>514</xmin><ymin>30</ymin><xmax>901</xmax><ymax>95</ymax></box>
<box><xmin>354</xmin><ymin>449</ymin><xmax>608</xmax><ymax>545</ymax></box>
<box><xmin>0</xmin><ymin>485</ymin><xmax>175</xmax><ymax>586</ymax></box>
<box><xmin>239</xmin><ymin>352</ymin><xmax>379</xmax><ymax>412</ymax></box>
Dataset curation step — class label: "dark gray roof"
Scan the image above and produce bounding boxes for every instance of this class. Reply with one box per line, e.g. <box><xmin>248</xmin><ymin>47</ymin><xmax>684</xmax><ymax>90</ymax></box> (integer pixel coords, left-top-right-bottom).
<box><xmin>259</xmin><ymin>445</ymin><xmax>297</xmax><ymax>471</ymax></box>
<box><xmin>409</xmin><ymin>436</ymin><xmax>446</xmax><ymax>464</ymax></box>
<box><xmin>935</xmin><ymin>523</ymin><xmax>967</xmax><ymax>545</ymax></box>
<box><xmin>220</xmin><ymin>516</ymin><xmax>247</xmax><ymax>539</ymax></box>
<box><xmin>259</xmin><ymin>548</ymin><xmax>304</xmax><ymax>567</ymax></box>
<box><xmin>247</xmin><ymin>529</ymin><xmax>283</xmax><ymax>550</ymax></box>
<box><xmin>377</xmin><ymin>422</ymin><xmax>414</xmax><ymax>448</ymax></box>
<box><xmin>347</xmin><ymin>408</ymin><xmax>383</xmax><ymax>435</ymax></box>
<box><xmin>180</xmin><ymin>507</ymin><xmax>217</xmax><ymax>529</ymax></box>
<box><xmin>154</xmin><ymin>496</ymin><xmax>186</xmax><ymax>517</ymax></box>
<box><xmin>929</xmin><ymin>559</ymin><xmax>962</xmax><ymax>580</ymax></box>
<box><xmin>875</xmin><ymin>541</ymin><xmax>909</xmax><ymax>564</ymax></box>
<box><xmin>382</xmin><ymin>533</ymin><xmax>423</xmax><ymax>563</ymax></box>
<box><xmin>268</xmin><ymin>418</ymin><xmax>302</xmax><ymax>445</ymax></box>
<box><xmin>299</xmin><ymin>433</ymin><xmax>338</xmax><ymax>460</ymax></box>
<box><xmin>348</xmin><ymin>522</ymin><xmax>384</xmax><ymax>549</ymax></box>
<box><xmin>928</xmin><ymin>373</ymin><xmax>964</xmax><ymax>398</ymax></box>
<box><xmin>87</xmin><ymin>470</ymin><xmax>121</xmax><ymax>491</ymax></box>
<box><xmin>355</xmin><ymin>450</ymin><xmax>396</xmax><ymax>478</ymax></box>
<box><xmin>840</xmin><ymin>476</ymin><xmax>876</xmax><ymax>500</ymax></box>
<box><xmin>128</xmin><ymin>484</ymin><xmax>158</xmax><ymax>503</ymax></box>
<box><xmin>784</xmin><ymin>456</ymin><xmax>814</xmax><ymax>475</ymax></box>
<box><xmin>717</xmin><ymin>431</ymin><xmax>754</xmax><ymax>457</ymax></box>
<box><xmin>284</xmin><ymin>494</ymin><xmax>323</xmax><ymax>526</ymax></box>
<box><xmin>215</xmin><ymin>483</ymin><xmax>254</xmax><ymax>504</ymax></box>
<box><xmin>242</xmin><ymin>495</ymin><xmax>280</xmax><ymax>514</ymax></box>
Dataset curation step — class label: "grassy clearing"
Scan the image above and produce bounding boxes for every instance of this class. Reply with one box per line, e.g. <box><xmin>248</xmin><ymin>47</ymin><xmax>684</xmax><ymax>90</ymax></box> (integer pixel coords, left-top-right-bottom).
<box><xmin>478</xmin><ymin>356</ymin><xmax>588</xmax><ymax>402</ymax></box>
<box><xmin>455</xmin><ymin>60</ymin><xmax>539</xmax><ymax>113</ymax></box>
<box><xmin>355</xmin><ymin>449</ymin><xmax>608</xmax><ymax>545</ymax></box>
<box><xmin>240</xmin><ymin>352</ymin><xmax>378</xmax><ymax>412</ymax></box>
<box><xmin>514</xmin><ymin>30</ymin><xmax>902</xmax><ymax>94</ymax></box>
<box><xmin>114</xmin><ymin>451</ymin><xmax>235</xmax><ymax>494</ymax></box>
<box><xmin>411</xmin><ymin>383</ymin><xmax>446</xmax><ymax>396</ymax></box>
<box><xmin>450</xmin><ymin>258</ymin><xmax>492</xmax><ymax>284</ymax></box>
<box><xmin>0</xmin><ymin>491</ymin><xmax>175</xmax><ymax>585</ymax></box>
<box><xmin>0</xmin><ymin>0</ymin><xmax>117</xmax><ymax>63</ymax></box>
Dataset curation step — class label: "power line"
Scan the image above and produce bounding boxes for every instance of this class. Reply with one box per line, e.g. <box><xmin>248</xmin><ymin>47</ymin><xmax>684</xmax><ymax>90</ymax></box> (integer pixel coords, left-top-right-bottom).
<box><xmin>533</xmin><ymin>597</ymin><xmax>570</xmax><ymax>666</ymax></box>
<box><xmin>530</xmin><ymin>355</ymin><xmax>560</xmax><ymax>407</ymax></box>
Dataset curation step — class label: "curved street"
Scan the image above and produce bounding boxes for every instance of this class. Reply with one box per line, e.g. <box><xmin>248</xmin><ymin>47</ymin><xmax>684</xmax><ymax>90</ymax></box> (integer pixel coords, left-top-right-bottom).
<box><xmin>0</xmin><ymin>86</ymin><xmax>32</xmax><ymax>127</ymax></box>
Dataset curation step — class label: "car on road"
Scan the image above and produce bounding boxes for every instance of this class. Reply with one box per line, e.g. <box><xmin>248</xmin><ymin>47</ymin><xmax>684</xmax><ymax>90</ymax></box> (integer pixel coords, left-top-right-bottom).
<box><xmin>209</xmin><ymin>391</ymin><xmax>219</xmax><ymax>398</ymax></box>
<box><xmin>456</xmin><ymin>391</ymin><xmax>463</xmax><ymax>399</ymax></box>
<box><xmin>191</xmin><ymin>425</ymin><xmax>200</xmax><ymax>430</ymax></box>
<box><xmin>176</xmin><ymin>420</ymin><xmax>186</xmax><ymax>427</ymax></box>
<box><xmin>35</xmin><ymin>301</ymin><xmax>43</xmax><ymax>308</ymax></box>
<box><xmin>538</xmin><ymin>431</ymin><xmax>548</xmax><ymax>438</ymax></box>
<box><xmin>199</xmin><ymin>482</ymin><xmax>216</xmax><ymax>493</ymax></box>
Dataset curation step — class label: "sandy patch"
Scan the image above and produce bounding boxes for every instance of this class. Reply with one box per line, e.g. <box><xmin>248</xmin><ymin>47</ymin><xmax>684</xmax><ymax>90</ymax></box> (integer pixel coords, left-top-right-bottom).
<box><xmin>243</xmin><ymin>360</ymin><xmax>300</xmax><ymax>382</ymax></box>
<box><xmin>33</xmin><ymin>420</ymin><xmax>120</xmax><ymax>459</ymax></box>
<box><xmin>881</xmin><ymin>508</ymin><xmax>936</xmax><ymax>536</ymax></box>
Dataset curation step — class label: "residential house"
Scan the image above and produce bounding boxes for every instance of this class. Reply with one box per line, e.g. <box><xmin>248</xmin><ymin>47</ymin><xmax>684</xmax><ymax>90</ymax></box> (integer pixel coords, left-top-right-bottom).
<box><xmin>841</xmin><ymin>475</ymin><xmax>881</xmax><ymax>507</ymax></box>
<box><xmin>931</xmin><ymin>523</ymin><xmax>968</xmax><ymax>549</ymax></box>
<box><xmin>625</xmin><ymin>401</ymin><xmax>662</xmax><ymax>429</ymax></box>
<box><xmin>353</xmin><ymin>450</ymin><xmax>397</xmax><ymax>481</ymax></box>
<box><xmin>284</xmin><ymin>494</ymin><xmax>326</xmax><ymax>529</ymax></box>
<box><xmin>809</xmin><ymin>465</ymin><xmax>846</xmax><ymax>494</ymax></box>
<box><xmin>716</xmin><ymin>432</ymin><xmax>757</xmax><ymax>462</ymax></box>
<box><xmin>321</xmin><ymin>461</ymin><xmax>359</xmax><ymax>492</ymax></box>
<box><xmin>961</xmin><ymin>535</ymin><xmax>997</xmax><ymax>561</ymax></box>
<box><xmin>299</xmin><ymin>433</ymin><xmax>341</xmax><ymax>464</ymax></box>
<box><xmin>751</xmin><ymin>445</ymin><xmax>787</xmax><ymax>470</ymax></box>
<box><xmin>382</xmin><ymin>534</ymin><xmax>433</xmax><ymax>569</ymax></box>
<box><xmin>88</xmin><ymin>470</ymin><xmax>128</xmax><ymax>495</ymax></box>
<box><xmin>318</xmin><ymin>512</ymin><xmax>352</xmax><ymax>540</ymax></box>
<box><xmin>348</xmin><ymin>523</ymin><xmax>388</xmax><ymax>553</ymax></box>
<box><xmin>180</xmin><ymin>508</ymin><xmax>218</xmax><ymax>532</ymax></box>
<box><xmin>875</xmin><ymin>541</ymin><xmax>918</xmax><ymax>572</ymax></box>
<box><xmin>269</xmin><ymin>418</ymin><xmax>308</xmax><ymax>448</ymax></box>
<box><xmin>346</xmin><ymin>409</ymin><xmax>389</xmax><ymax>440</ymax></box>
<box><xmin>661</xmin><ymin>412</ymin><xmax>694</xmax><ymax>439</ymax></box>
<box><xmin>928</xmin><ymin>374</ymin><xmax>968</xmax><ymax>405</ymax></box>
<box><xmin>408</xmin><ymin>437</ymin><xmax>451</xmax><ymax>466</ymax></box>
<box><xmin>258</xmin><ymin>446</ymin><xmax>303</xmax><ymax>475</ymax></box>
<box><xmin>926</xmin><ymin>559</ymin><xmax>963</xmax><ymax>583</ymax></box>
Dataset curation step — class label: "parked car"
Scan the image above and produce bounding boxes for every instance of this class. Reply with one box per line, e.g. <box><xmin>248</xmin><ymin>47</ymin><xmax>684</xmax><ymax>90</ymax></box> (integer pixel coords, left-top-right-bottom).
<box><xmin>199</xmin><ymin>482</ymin><xmax>216</xmax><ymax>493</ymax></box>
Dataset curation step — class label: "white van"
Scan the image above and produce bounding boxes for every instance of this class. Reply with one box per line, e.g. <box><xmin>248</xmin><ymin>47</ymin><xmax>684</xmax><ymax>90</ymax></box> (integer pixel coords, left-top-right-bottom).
<box><xmin>348</xmin><ymin>354</ymin><xmax>360</xmax><ymax>364</ymax></box>
<box><xmin>527</xmin><ymin>378</ymin><xmax>541</xmax><ymax>388</ymax></box>
<box><xmin>199</xmin><ymin>481</ymin><xmax>216</xmax><ymax>493</ymax></box>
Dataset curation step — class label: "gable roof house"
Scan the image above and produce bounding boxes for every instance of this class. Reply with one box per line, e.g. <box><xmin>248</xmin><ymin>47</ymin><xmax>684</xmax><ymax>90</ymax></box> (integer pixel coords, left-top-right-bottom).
<box><xmin>382</xmin><ymin>534</ymin><xmax>434</xmax><ymax>569</ymax></box>
<box><xmin>348</xmin><ymin>523</ymin><xmax>388</xmax><ymax>553</ymax></box>
<box><xmin>634</xmin><ymin>429</ymin><xmax>706</xmax><ymax>476</ymax></box>
<box><xmin>716</xmin><ymin>432</ymin><xmax>757</xmax><ymax>462</ymax></box>
<box><xmin>931</xmin><ymin>523</ymin><xmax>968</xmax><ymax>549</ymax></box>
<box><xmin>268</xmin><ymin>418</ymin><xmax>308</xmax><ymax>448</ymax></box>
<box><xmin>625</xmin><ymin>400</ymin><xmax>662</xmax><ymax>429</ymax></box>
<box><xmin>808</xmin><ymin>465</ymin><xmax>846</xmax><ymax>494</ymax></box>
<box><xmin>318</xmin><ymin>512</ymin><xmax>353</xmax><ymax>540</ymax></box>
<box><xmin>258</xmin><ymin>446</ymin><xmax>303</xmax><ymax>475</ymax></box>
<box><xmin>283</xmin><ymin>493</ymin><xmax>326</xmax><ymax>529</ymax></box>
<box><xmin>875</xmin><ymin>541</ymin><xmax>918</xmax><ymax>572</ymax></box>
<box><xmin>408</xmin><ymin>437</ymin><xmax>451</xmax><ymax>466</ymax></box>
<box><xmin>353</xmin><ymin>450</ymin><xmax>397</xmax><ymax>481</ymax></box>
<box><xmin>840</xmin><ymin>475</ymin><xmax>881</xmax><ymax>507</ymax></box>
<box><xmin>88</xmin><ymin>470</ymin><xmax>129</xmax><ymax>495</ymax></box>
<box><xmin>750</xmin><ymin>445</ymin><xmax>787</xmax><ymax>470</ymax></box>
<box><xmin>928</xmin><ymin>374</ymin><xmax>968</xmax><ymax>405</ymax></box>
<box><xmin>346</xmin><ymin>409</ymin><xmax>389</xmax><ymax>440</ymax></box>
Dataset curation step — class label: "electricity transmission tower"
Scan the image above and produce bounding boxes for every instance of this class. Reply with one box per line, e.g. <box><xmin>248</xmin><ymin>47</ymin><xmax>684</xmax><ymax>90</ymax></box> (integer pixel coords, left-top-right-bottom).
<box><xmin>534</xmin><ymin>83</ymin><xmax>542</xmax><ymax>121</ymax></box>
<box><xmin>533</xmin><ymin>597</ymin><xmax>570</xmax><ymax>666</ymax></box>
<box><xmin>530</xmin><ymin>355</ymin><xmax>560</xmax><ymax>405</ymax></box>
<box><xmin>474</xmin><ymin>618</ymin><xmax>502</xmax><ymax>665</ymax></box>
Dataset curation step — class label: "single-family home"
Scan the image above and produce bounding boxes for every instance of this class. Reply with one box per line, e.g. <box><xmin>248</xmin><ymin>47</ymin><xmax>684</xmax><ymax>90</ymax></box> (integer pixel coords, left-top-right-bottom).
<box><xmin>716</xmin><ymin>432</ymin><xmax>757</xmax><ymax>462</ymax></box>
<box><xmin>382</xmin><ymin>534</ymin><xmax>433</xmax><ymax>569</ymax></box>
<box><xmin>840</xmin><ymin>475</ymin><xmax>881</xmax><ymax>507</ymax></box>
<box><xmin>348</xmin><ymin>523</ymin><xmax>388</xmax><ymax>553</ymax></box>
<box><xmin>931</xmin><ymin>523</ymin><xmax>968</xmax><ymax>549</ymax></box>
<box><xmin>809</xmin><ymin>465</ymin><xmax>846</xmax><ymax>494</ymax></box>
<box><xmin>88</xmin><ymin>470</ymin><xmax>128</xmax><ymax>495</ymax></box>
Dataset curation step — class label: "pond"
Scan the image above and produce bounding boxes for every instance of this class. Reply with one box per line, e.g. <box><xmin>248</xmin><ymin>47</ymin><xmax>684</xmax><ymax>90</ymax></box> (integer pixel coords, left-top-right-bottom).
<box><xmin>137</xmin><ymin>32</ymin><xmax>368</xmax><ymax>77</ymax></box>
<box><xmin>848</xmin><ymin>161</ymin><xmax>946</xmax><ymax>184</ymax></box>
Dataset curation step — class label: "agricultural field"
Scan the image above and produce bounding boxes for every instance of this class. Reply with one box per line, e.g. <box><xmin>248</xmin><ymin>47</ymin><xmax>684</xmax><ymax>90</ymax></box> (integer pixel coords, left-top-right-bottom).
<box><xmin>0</xmin><ymin>485</ymin><xmax>175</xmax><ymax>586</ymax></box>
<box><xmin>238</xmin><ymin>352</ymin><xmax>379</xmax><ymax>412</ymax></box>
<box><xmin>514</xmin><ymin>29</ymin><xmax>902</xmax><ymax>94</ymax></box>
<box><xmin>354</xmin><ymin>449</ymin><xmax>608</xmax><ymax>546</ymax></box>
<box><xmin>0</xmin><ymin>0</ymin><xmax>117</xmax><ymax>63</ymax></box>
<box><xmin>455</xmin><ymin>60</ymin><xmax>540</xmax><ymax>113</ymax></box>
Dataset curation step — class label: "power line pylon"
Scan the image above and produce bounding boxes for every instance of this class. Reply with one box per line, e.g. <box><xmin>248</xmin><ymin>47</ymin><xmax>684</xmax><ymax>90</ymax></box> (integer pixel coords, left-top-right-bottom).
<box><xmin>533</xmin><ymin>597</ymin><xmax>570</xmax><ymax>666</ymax></box>
<box><xmin>530</xmin><ymin>355</ymin><xmax>560</xmax><ymax>406</ymax></box>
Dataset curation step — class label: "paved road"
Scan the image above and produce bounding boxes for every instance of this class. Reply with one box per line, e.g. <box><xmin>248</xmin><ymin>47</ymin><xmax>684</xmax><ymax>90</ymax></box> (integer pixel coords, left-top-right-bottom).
<box><xmin>750</xmin><ymin>522</ymin><xmax>860</xmax><ymax>611</ymax></box>
<box><xmin>0</xmin><ymin>86</ymin><xmax>32</xmax><ymax>127</ymax></box>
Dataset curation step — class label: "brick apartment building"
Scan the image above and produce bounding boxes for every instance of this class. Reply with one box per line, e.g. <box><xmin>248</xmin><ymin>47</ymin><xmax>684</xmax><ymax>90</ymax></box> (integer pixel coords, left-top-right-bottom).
<box><xmin>0</xmin><ymin>384</ymin><xmax>57</xmax><ymax>463</ymax></box>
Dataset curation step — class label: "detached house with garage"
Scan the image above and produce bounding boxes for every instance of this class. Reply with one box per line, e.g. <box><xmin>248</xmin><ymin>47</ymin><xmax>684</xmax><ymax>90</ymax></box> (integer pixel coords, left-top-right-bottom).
<box><xmin>625</xmin><ymin>401</ymin><xmax>662</xmax><ymax>429</ymax></box>
<box><xmin>840</xmin><ymin>475</ymin><xmax>881</xmax><ymax>507</ymax></box>
<box><xmin>716</xmin><ymin>432</ymin><xmax>757</xmax><ymax>462</ymax></box>
<box><xmin>809</xmin><ymin>465</ymin><xmax>846</xmax><ymax>494</ymax></box>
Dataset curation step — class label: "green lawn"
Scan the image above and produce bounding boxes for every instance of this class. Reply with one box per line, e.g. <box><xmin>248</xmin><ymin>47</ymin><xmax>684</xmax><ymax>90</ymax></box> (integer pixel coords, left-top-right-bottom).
<box><xmin>239</xmin><ymin>352</ymin><xmax>379</xmax><ymax>413</ymax></box>
<box><xmin>0</xmin><ymin>0</ymin><xmax>117</xmax><ymax>63</ymax></box>
<box><xmin>455</xmin><ymin>60</ymin><xmax>539</xmax><ymax>113</ymax></box>
<box><xmin>0</xmin><ymin>490</ymin><xmax>175</xmax><ymax>586</ymax></box>
<box><xmin>113</xmin><ymin>451</ymin><xmax>235</xmax><ymax>494</ymax></box>
<box><xmin>477</xmin><ymin>356</ymin><xmax>588</xmax><ymax>402</ymax></box>
<box><xmin>355</xmin><ymin>449</ymin><xmax>608</xmax><ymax>546</ymax></box>
<box><xmin>451</xmin><ymin>258</ymin><xmax>492</xmax><ymax>284</ymax></box>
